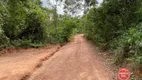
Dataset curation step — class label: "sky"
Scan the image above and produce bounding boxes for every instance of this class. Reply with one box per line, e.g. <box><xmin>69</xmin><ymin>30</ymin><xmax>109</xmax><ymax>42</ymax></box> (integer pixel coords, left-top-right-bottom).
<box><xmin>41</xmin><ymin>0</ymin><xmax>103</xmax><ymax>15</ymax></box>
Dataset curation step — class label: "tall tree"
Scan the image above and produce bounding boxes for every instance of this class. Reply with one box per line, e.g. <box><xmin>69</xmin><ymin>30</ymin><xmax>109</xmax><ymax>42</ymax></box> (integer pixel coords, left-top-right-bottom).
<box><xmin>64</xmin><ymin>0</ymin><xmax>83</xmax><ymax>16</ymax></box>
<box><xmin>2</xmin><ymin>0</ymin><xmax>26</xmax><ymax>39</ymax></box>
<box><xmin>85</xmin><ymin>0</ymin><xmax>142</xmax><ymax>48</ymax></box>
<box><xmin>63</xmin><ymin>0</ymin><xmax>97</xmax><ymax>16</ymax></box>
<box><xmin>47</xmin><ymin>0</ymin><xmax>62</xmax><ymax>27</ymax></box>
<box><xmin>84</xmin><ymin>0</ymin><xmax>97</xmax><ymax>14</ymax></box>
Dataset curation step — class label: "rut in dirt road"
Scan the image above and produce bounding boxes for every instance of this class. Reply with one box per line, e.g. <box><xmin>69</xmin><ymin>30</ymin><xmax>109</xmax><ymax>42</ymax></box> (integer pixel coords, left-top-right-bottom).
<box><xmin>28</xmin><ymin>34</ymin><xmax>114</xmax><ymax>80</ymax></box>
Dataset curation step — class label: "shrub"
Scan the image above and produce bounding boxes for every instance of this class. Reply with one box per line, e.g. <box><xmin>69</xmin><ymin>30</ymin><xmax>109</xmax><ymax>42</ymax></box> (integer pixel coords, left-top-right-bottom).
<box><xmin>0</xmin><ymin>29</ymin><xmax>10</xmax><ymax>49</ymax></box>
<box><xmin>45</xmin><ymin>19</ymin><xmax>77</xmax><ymax>44</ymax></box>
<box><xmin>110</xmin><ymin>23</ymin><xmax>142</xmax><ymax>65</ymax></box>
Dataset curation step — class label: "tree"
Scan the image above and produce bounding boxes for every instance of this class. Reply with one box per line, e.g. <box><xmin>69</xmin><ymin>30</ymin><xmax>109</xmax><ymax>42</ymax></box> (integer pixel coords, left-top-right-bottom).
<box><xmin>64</xmin><ymin>0</ymin><xmax>83</xmax><ymax>16</ymax></box>
<box><xmin>2</xmin><ymin>0</ymin><xmax>26</xmax><ymax>39</ymax></box>
<box><xmin>0</xmin><ymin>0</ymin><xmax>8</xmax><ymax>27</ymax></box>
<box><xmin>63</xmin><ymin>0</ymin><xmax>97</xmax><ymax>16</ymax></box>
<box><xmin>85</xmin><ymin>0</ymin><xmax>142</xmax><ymax>48</ymax></box>
<box><xmin>47</xmin><ymin>0</ymin><xmax>63</xmax><ymax>27</ymax></box>
<box><xmin>84</xmin><ymin>0</ymin><xmax>97</xmax><ymax>14</ymax></box>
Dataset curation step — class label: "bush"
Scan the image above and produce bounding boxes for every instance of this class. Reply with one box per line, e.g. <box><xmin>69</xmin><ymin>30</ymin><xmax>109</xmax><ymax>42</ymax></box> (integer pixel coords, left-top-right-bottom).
<box><xmin>46</xmin><ymin>27</ymin><xmax>66</xmax><ymax>43</ymax></box>
<box><xmin>0</xmin><ymin>0</ymin><xmax>78</xmax><ymax>49</ymax></box>
<box><xmin>46</xmin><ymin>19</ymin><xmax>77</xmax><ymax>44</ymax></box>
<box><xmin>110</xmin><ymin>23</ymin><xmax>142</xmax><ymax>65</ymax></box>
<box><xmin>0</xmin><ymin>29</ymin><xmax>10</xmax><ymax>49</ymax></box>
<box><xmin>2</xmin><ymin>0</ymin><xmax>27</xmax><ymax>39</ymax></box>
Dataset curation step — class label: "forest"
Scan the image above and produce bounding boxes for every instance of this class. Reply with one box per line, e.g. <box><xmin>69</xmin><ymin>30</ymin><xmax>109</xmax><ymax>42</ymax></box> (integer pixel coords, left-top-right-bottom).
<box><xmin>84</xmin><ymin>0</ymin><xmax>142</xmax><ymax>68</ymax></box>
<box><xmin>0</xmin><ymin>0</ymin><xmax>142</xmax><ymax>78</ymax></box>
<box><xmin>0</xmin><ymin>0</ymin><xmax>81</xmax><ymax>48</ymax></box>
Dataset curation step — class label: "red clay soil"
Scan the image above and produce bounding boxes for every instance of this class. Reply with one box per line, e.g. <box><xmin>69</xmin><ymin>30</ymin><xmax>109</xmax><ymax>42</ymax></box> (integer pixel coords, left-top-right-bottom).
<box><xmin>28</xmin><ymin>34</ymin><xmax>114</xmax><ymax>80</ymax></box>
<box><xmin>0</xmin><ymin>45</ymin><xmax>60</xmax><ymax>80</ymax></box>
<box><xmin>0</xmin><ymin>34</ymin><xmax>115</xmax><ymax>80</ymax></box>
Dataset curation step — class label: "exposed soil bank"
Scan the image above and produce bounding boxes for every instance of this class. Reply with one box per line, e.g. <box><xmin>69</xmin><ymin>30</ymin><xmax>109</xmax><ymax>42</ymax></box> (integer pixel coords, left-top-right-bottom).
<box><xmin>0</xmin><ymin>45</ymin><xmax>60</xmax><ymax>80</ymax></box>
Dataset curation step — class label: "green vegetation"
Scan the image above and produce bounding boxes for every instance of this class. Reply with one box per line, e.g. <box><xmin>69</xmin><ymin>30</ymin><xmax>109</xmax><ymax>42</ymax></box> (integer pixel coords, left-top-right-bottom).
<box><xmin>84</xmin><ymin>0</ymin><xmax>142</xmax><ymax>68</ymax></box>
<box><xmin>0</xmin><ymin>0</ymin><xmax>79</xmax><ymax>49</ymax></box>
<box><xmin>1</xmin><ymin>0</ymin><xmax>142</xmax><ymax>72</ymax></box>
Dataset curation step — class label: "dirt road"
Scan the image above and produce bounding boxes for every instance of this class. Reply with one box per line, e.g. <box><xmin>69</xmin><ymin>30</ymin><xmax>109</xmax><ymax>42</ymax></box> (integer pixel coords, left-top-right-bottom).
<box><xmin>28</xmin><ymin>34</ymin><xmax>114</xmax><ymax>80</ymax></box>
<box><xmin>0</xmin><ymin>34</ymin><xmax>114</xmax><ymax>80</ymax></box>
<box><xmin>0</xmin><ymin>45</ymin><xmax>60</xmax><ymax>80</ymax></box>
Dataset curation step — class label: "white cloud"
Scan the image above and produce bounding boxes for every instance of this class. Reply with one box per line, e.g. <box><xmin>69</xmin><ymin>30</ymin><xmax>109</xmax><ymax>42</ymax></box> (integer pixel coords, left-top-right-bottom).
<box><xmin>98</xmin><ymin>0</ymin><xmax>103</xmax><ymax>3</ymax></box>
<box><xmin>97</xmin><ymin>0</ymin><xmax>103</xmax><ymax>6</ymax></box>
<box><xmin>41</xmin><ymin>0</ymin><xmax>64</xmax><ymax>14</ymax></box>
<box><xmin>41</xmin><ymin>0</ymin><xmax>47</xmax><ymax>7</ymax></box>
<box><xmin>41</xmin><ymin>0</ymin><xmax>103</xmax><ymax>15</ymax></box>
